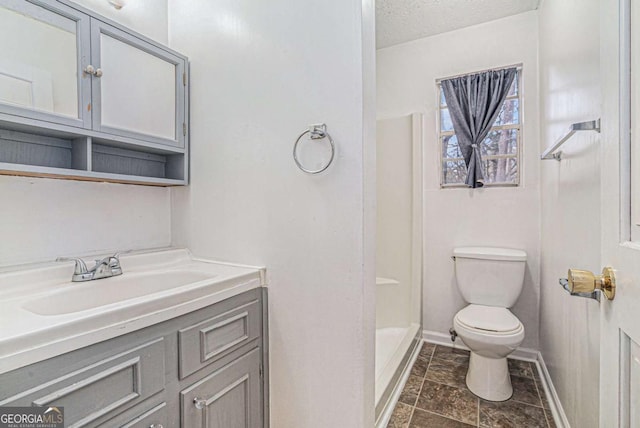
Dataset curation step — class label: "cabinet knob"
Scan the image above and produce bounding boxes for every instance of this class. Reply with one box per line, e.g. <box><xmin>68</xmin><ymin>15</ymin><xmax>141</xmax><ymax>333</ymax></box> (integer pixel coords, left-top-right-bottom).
<box><xmin>83</xmin><ymin>65</ymin><xmax>103</xmax><ymax>78</ymax></box>
<box><xmin>193</xmin><ymin>397</ymin><xmax>206</xmax><ymax>410</ymax></box>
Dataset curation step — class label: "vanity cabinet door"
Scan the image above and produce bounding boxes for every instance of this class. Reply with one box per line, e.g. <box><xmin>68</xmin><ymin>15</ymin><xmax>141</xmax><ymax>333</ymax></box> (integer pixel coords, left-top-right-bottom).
<box><xmin>181</xmin><ymin>348</ymin><xmax>263</xmax><ymax>428</ymax></box>
<box><xmin>0</xmin><ymin>0</ymin><xmax>91</xmax><ymax>128</ymax></box>
<box><xmin>89</xmin><ymin>18</ymin><xmax>187</xmax><ymax>148</ymax></box>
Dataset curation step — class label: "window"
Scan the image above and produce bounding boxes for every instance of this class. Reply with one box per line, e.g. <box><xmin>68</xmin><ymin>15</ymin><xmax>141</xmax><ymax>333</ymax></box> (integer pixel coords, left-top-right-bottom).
<box><xmin>438</xmin><ymin>69</ymin><xmax>521</xmax><ymax>187</ymax></box>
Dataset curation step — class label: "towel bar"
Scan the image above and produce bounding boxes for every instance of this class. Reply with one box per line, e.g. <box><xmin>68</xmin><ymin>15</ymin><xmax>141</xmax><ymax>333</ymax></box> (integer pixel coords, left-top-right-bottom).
<box><xmin>541</xmin><ymin>119</ymin><xmax>601</xmax><ymax>161</ymax></box>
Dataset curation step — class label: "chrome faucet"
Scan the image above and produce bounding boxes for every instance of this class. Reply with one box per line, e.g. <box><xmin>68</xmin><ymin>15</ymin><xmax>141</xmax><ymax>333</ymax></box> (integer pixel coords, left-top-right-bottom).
<box><xmin>57</xmin><ymin>253</ymin><xmax>123</xmax><ymax>282</ymax></box>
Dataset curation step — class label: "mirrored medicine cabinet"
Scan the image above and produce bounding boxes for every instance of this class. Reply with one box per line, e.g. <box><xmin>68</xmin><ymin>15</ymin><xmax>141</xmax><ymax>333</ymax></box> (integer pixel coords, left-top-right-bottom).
<box><xmin>0</xmin><ymin>0</ymin><xmax>189</xmax><ymax>185</ymax></box>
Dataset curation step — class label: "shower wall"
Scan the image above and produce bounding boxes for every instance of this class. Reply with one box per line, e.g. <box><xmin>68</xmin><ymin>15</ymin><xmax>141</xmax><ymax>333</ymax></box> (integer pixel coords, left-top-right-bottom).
<box><xmin>376</xmin><ymin>115</ymin><xmax>415</xmax><ymax>329</ymax></box>
<box><xmin>374</xmin><ymin>113</ymin><xmax>422</xmax><ymax>420</ymax></box>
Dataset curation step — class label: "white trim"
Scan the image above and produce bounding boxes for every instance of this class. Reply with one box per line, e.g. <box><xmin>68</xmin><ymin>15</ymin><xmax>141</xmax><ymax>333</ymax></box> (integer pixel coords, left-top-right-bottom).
<box><xmin>536</xmin><ymin>352</ymin><xmax>571</xmax><ymax>428</ymax></box>
<box><xmin>620</xmin><ymin>0</ymin><xmax>634</xmax><ymax>242</ymax></box>
<box><xmin>422</xmin><ymin>329</ymin><xmax>570</xmax><ymax>427</ymax></box>
<box><xmin>620</xmin><ymin>240</ymin><xmax>640</xmax><ymax>252</ymax></box>
<box><xmin>421</xmin><ymin>330</ymin><xmax>537</xmax><ymax>362</ymax></box>
<box><xmin>375</xmin><ymin>340</ymin><xmax>422</xmax><ymax>428</ymax></box>
<box><xmin>422</xmin><ymin>329</ymin><xmax>467</xmax><ymax>348</ymax></box>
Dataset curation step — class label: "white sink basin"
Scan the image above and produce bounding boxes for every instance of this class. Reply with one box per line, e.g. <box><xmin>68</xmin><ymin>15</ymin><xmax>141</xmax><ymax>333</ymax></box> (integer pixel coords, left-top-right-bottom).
<box><xmin>23</xmin><ymin>270</ymin><xmax>215</xmax><ymax>316</ymax></box>
<box><xmin>0</xmin><ymin>248</ymin><xmax>265</xmax><ymax>375</ymax></box>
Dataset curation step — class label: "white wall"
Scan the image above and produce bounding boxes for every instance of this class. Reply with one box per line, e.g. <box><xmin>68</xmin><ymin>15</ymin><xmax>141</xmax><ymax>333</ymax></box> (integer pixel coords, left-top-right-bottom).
<box><xmin>538</xmin><ymin>0</ymin><xmax>601</xmax><ymax>426</ymax></box>
<box><xmin>0</xmin><ymin>176</ymin><xmax>170</xmax><ymax>266</ymax></box>
<box><xmin>0</xmin><ymin>2</ymin><xmax>171</xmax><ymax>268</ymax></box>
<box><xmin>70</xmin><ymin>0</ymin><xmax>168</xmax><ymax>44</ymax></box>
<box><xmin>377</xmin><ymin>12</ymin><xmax>541</xmax><ymax>349</ymax></box>
<box><xmin>168</xmin><ymin>1</ymin><xmax>376</xmax><ymax>427</ymax></box>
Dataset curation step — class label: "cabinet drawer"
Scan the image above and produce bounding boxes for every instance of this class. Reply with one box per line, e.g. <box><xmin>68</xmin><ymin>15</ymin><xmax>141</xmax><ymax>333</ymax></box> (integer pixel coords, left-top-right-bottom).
<box><xmin>118</xmin><ymin>402</ymin><xmax>167</xmax><ymax>428</ymax></box>
<box><xmin>0</xmin><ymin>339</ymin><xmax>165</xmax><ymax>428</ymax></box>
<box><xmin>179</xmin><ymin>298</ymin><xmax>261</xmax><ymax>379</ymax></box>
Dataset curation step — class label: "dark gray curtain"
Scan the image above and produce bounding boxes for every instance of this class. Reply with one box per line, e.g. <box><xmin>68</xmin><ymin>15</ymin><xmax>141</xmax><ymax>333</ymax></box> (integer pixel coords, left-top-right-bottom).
<box><xmin>441</xmin><ymin>68</ymin><xmax>517</xmax><ymax>188</ymax></box>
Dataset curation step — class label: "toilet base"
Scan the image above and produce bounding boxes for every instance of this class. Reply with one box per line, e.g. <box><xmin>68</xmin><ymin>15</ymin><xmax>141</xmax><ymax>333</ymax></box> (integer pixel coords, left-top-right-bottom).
<box><xmin>465</xmin><ymin>352</ymin><xmax>513</xmax><ymax>401</ymax></box>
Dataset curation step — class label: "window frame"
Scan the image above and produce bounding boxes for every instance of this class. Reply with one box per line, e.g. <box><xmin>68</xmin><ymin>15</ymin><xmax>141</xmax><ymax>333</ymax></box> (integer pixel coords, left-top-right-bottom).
<box><xmin>437</xmin><ymin>66</ymin><xmax>523</xmax><ymax>188</ymax></box>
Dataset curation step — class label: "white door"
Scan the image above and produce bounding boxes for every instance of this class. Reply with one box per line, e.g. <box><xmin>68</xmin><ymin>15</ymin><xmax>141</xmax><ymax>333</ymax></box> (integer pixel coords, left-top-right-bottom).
<box><xmin>600</xmin><ymin>0</ymin><xmax>640</xmax><ymax>426</ymax></box>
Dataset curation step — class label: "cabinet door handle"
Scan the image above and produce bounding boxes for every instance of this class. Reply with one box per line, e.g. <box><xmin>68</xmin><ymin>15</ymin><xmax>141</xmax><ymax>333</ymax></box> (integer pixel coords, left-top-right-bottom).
<box><xmin>149</xmin><ymin>425</ymin><xmax>163</xmax><ymax>428</ymax></box>
<box><xmin>194</xmin><ymin>397</ymin><xmax>208</xmax><ymax>426</ymax></box>
<box><xmin>193</xmin><ymin>397</ymin><xmax>206</xmax><ymax>410</ymax></box>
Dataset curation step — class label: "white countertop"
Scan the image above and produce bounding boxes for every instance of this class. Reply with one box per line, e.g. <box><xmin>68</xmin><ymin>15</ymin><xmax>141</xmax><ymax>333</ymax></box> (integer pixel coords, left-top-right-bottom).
<box><xmin>0</xmin><ymin>248</ymin><xmax>265</xmax><ymax>374</ymax></box>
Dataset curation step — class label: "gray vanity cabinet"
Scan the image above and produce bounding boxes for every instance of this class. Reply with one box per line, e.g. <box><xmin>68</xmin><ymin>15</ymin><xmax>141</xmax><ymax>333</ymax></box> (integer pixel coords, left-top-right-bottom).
<box><xmin>0</xmin><ymin>289</ymin><xmax>268</xmax><ymax>428</ymax></box>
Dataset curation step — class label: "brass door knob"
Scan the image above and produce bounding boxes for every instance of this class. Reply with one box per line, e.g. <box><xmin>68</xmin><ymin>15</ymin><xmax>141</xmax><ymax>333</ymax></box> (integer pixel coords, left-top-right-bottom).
<box><xmin>567</xmin><ymin>267</ymin><xmax>616</xmax><ymax>300</ymax></box>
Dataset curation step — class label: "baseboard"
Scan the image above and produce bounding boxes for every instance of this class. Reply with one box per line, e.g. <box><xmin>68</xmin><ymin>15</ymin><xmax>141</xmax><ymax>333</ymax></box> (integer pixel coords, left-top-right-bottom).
<box><xmin>422</xmin><ymin>329</ymin><xmax>570</xmax><ymax>428</ymax></box>
<box><xmin>421</xmin><ymin>329</ymin><xmax>539</xmax><ymax>361</ymax></box>
<box><xmin>375</xmin><ymin>339</ymin><xmax>422</xmax><ymax>428</ymax></box>
<box><xmin>535</xmin><ymin>352</ymin><xmax>571</xmax><ymax>428</ymax></box>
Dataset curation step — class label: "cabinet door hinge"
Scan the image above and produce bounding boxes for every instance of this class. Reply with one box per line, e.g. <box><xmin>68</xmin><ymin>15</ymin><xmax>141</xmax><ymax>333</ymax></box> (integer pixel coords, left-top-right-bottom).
<box><xmin>183</xmin><ymin>72</ymin><xmax>187</xmax><ymax>86</ymax></box>
<box><xmin>183</xmin><ymin>123</ymin><xmax>186</xmax><ymax>136</ymax></box>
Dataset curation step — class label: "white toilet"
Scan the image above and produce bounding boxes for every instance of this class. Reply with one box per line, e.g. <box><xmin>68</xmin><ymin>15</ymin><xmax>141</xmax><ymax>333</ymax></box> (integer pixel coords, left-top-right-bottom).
<box><xmin>452</xmin><ymin>246</ymin><xmax>527</xmax><ymax>401</ymax></box>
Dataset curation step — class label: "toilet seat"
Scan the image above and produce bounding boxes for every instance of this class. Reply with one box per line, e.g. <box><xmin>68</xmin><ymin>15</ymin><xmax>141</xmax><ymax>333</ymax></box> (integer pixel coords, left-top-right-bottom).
<box><xmin>455</xmin><ymin>305</ymin><xmax>522</xmax><ymax>335</ymax></box>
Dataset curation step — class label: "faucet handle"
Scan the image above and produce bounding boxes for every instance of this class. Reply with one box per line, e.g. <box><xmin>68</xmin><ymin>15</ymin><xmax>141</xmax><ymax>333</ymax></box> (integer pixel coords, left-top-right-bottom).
<box><xmin>57</xmin><ymin>257</ymin><xmax>89</xmax><ymax>274</ymax></box>
<box><xmin>94</xmin><ymin>253</ymin><xmax>120</xmax><ymax>267</ymax></box>
<box><xmin>107</xmin><ymin>252</ymin><xmax>122</xmax><ymax>266</ymax></box>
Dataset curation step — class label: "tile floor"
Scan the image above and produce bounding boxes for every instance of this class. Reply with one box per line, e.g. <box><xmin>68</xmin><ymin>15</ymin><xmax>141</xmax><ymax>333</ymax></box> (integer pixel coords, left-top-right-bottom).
<box><xmin>387</xmin><ymin>343</ymin><xmax>556</xmax><ymax>428</ymax></box>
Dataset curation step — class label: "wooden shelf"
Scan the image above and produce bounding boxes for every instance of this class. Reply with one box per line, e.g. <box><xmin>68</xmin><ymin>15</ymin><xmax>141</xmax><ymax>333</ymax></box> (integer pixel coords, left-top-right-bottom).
<box><xmin>0</xmin><ymin>162</ymin><xmax>186</xmax><ymax>186</ymax></box>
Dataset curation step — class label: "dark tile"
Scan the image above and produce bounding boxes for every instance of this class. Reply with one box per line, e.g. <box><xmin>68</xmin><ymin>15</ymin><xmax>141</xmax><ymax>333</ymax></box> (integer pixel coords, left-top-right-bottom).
<box><xmin>532</xmin><ymin>363</ymin><xmax>543</xmax><ymax>382</ymax></box>
<box><xmin>416</xmin><ymin>380</ymin><xmax>478</xmax><ymax>426</ymax></box>
<box><xmin>510</xmin><ymin>375</ymin><xmax>542</xmax><ymax>407</ymax></box>
<box><xmin>399</xmin><ymin>375</ymin><xmax>424</xmax><ymax>406</ymax></box>
<box><xmin>387</xmin><ymin>402</ymin><xmax>413</xmax><ymax>428</ymax></box>
<box><xmin>425</xmin><ymin>358</ymin><xmax>468</xmax><ymax>389</ymax></box>
<box><xmin>479</xmin><ymin>399</ymin><xmax>548</xmax><ymax>428</ymax></box>
<box><xmin>432</xmin><ymin>345</ymin><xmax>470</xmax><ymax>364</ymax></box>
<box><xmin>419</xmin><ymin>342</ymin><xmax>436</xmax><ymax>360</ymax></box>
<box><xmin>508</xmin><ymin>359</ymin><xmax>534</xmax><ymax>379</ymax></box>
<box><xmin>410</xmin><ymin>355</ymin><xmax>429</xmax><ymax>378</ymax></box>
<box><xmin>409</xmin><ymin>408</ymin><xmax>474</xmax><ymax>427</ymax></box>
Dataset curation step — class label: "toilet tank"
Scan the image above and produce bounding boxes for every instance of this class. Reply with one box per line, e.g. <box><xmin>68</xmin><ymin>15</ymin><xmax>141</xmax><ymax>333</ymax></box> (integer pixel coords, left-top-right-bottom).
<box><xmin>453</xmin><ymin>247</ymin><xmax>527</xmax><ymax>307</ymax></box>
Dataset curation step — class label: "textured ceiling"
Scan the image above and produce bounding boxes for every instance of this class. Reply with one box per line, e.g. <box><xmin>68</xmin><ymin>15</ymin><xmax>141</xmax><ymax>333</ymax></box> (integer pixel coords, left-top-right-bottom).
<box><xmin>376</xmin><ymin>0</ymin><xmax>539</xmax><ymax>49</ymax></box>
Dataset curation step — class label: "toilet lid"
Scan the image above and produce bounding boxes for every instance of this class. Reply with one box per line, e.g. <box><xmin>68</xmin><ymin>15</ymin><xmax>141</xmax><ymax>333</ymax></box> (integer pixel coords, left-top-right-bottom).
<box><xmin>456</xmin><ymin>305</ymin><xmax>521</xmax><ymax>333</ymax></box>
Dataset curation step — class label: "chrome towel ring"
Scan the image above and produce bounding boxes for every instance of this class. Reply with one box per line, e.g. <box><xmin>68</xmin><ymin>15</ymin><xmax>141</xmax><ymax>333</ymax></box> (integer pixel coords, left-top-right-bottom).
<box><xmin>293</xmin><ymin>123</ymin><xmax>335</xmax><ymax>174</ymax></box>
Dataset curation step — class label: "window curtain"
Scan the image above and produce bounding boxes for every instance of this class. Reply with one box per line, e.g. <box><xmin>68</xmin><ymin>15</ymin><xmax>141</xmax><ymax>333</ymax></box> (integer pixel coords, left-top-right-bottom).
<box><xmin>441</xmin><ymin>68</ymin><xmax>517</xmax><ymax>188</ymax></box>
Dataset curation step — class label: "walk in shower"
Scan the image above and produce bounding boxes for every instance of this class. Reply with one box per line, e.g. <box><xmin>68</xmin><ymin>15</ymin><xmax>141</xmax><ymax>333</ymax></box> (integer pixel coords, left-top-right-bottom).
<box><xmin>375</xmin><ymin>113</ymin><xmax>423</xmax><ymax>425</ymax></box>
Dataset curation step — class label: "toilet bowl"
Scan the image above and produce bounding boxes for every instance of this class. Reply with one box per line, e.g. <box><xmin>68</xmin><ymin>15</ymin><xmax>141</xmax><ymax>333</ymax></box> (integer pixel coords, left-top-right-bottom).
<box><xmin>454</xmin><ymin>304</ymin><xmax>525</xmax><ymax>401</ymax></box>
<box><xmin>452</xmin><ymin>247</ymin><xmax>527</xmax><ymax>401</ymax></box>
